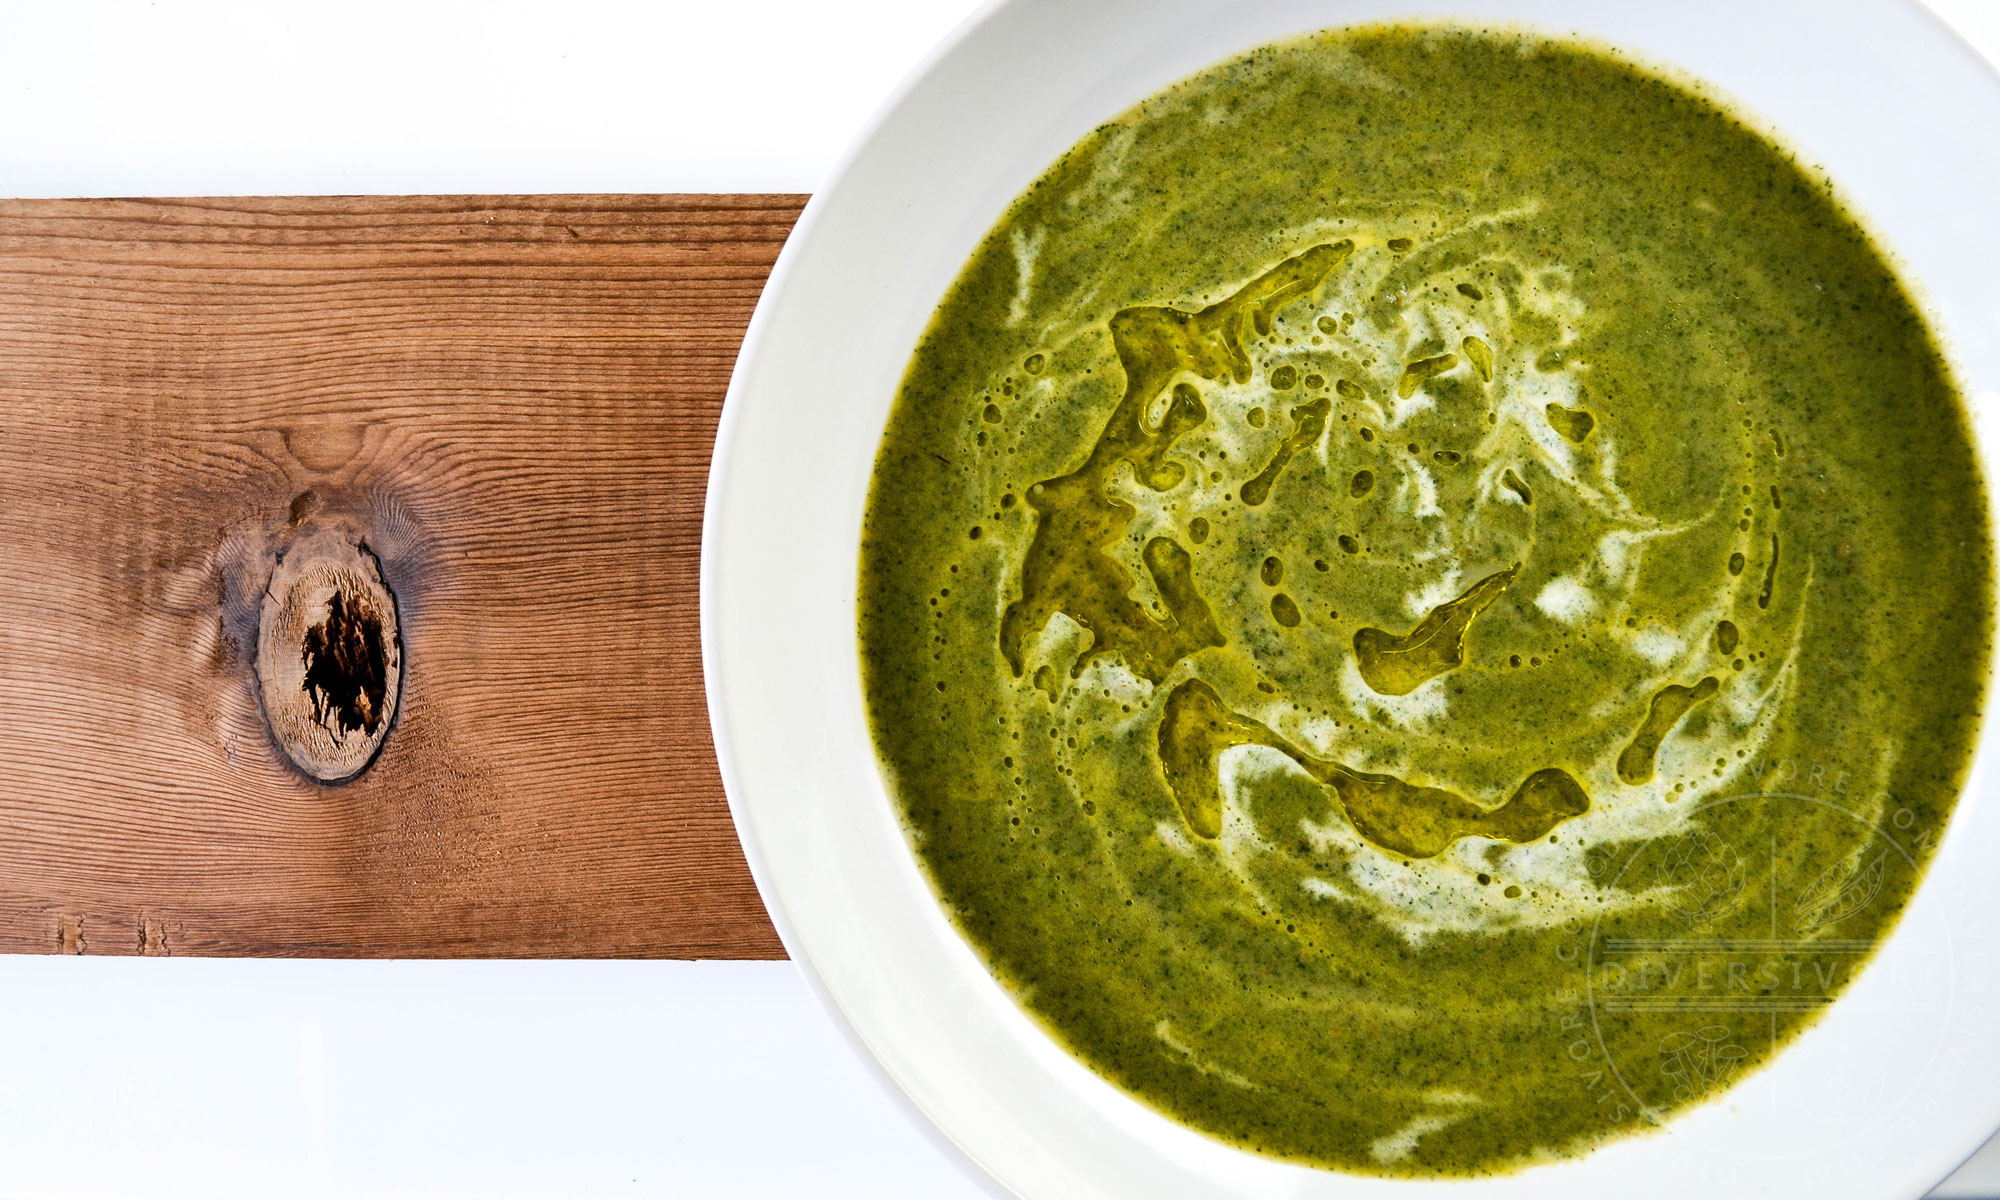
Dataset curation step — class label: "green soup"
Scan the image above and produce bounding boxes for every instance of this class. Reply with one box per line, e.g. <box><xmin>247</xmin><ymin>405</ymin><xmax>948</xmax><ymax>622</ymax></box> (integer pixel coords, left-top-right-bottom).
<box><xmin>858</xmin><ymin>24</ymin><xmax>1991</xmax><ymax>1175</ymax></box>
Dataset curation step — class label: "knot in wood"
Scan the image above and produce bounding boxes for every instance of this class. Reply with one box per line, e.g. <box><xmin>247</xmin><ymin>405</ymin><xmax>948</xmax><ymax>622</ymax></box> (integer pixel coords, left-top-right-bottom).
<box><xmin>256</xmin><ymin>526</ymin><xmax>402</xmax><ymax>782</ymax></box>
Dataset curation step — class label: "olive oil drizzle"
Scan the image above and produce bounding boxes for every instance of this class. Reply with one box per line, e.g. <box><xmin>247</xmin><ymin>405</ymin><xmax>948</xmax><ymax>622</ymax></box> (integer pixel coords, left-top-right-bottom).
<box><xmin>1352</xmin><ymin>566</ymin><xmax>1520</xmax><ymax>696</ymax></box>
<box><xmin>1158</xmin><ymin>678</ymin><xmax>1589</xmax><ymax>854</ymax></box>
<box><xmin>999</xmin><ymin>243</ymin><xmax>1354</xmax><ymax>682</ymax></box>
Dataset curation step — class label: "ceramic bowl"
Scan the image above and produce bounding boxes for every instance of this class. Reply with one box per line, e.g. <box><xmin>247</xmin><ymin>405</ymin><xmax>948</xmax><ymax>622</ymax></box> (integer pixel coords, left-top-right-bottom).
<box><xmin>703</xmin><ymin>2</ymin><xmax>2000</xmax><ymax>1194</ymax></box>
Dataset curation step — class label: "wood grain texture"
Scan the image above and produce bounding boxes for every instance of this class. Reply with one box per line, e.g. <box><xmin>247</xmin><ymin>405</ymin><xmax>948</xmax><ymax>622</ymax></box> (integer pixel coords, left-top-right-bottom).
<box><xmin>0</xmin><ymin>195</ymin><xmax>802</xmax><ymax>958</ymax></box>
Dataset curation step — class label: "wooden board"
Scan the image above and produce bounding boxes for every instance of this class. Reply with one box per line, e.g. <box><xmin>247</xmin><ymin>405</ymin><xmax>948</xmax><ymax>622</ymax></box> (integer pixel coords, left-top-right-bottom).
<box><xmin>0</xmin><ymin>196</ymin><xmax>802</xmax><ymax>958</ymax></box>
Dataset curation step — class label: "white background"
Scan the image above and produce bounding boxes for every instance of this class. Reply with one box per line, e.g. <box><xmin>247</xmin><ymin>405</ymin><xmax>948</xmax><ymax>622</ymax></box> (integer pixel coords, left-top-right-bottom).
<box><xmin>2</xmin><ymin>2</ymin><xmax>1999</xmax><ymax>1197</ymax></box>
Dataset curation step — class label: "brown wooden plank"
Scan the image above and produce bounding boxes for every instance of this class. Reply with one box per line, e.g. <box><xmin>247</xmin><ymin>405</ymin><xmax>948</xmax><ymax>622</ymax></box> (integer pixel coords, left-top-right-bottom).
<box><xmin>0</xmin><ymin>195</ymin><xmax>800</xmax><ymax>958</ymax></box>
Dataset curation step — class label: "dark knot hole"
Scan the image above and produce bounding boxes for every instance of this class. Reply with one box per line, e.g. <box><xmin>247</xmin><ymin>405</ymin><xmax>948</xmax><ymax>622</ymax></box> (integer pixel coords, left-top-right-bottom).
<box><xmin>302</xmin><ymin>589</ymin><xmax>389</xmax><ymax>737</ymax></box>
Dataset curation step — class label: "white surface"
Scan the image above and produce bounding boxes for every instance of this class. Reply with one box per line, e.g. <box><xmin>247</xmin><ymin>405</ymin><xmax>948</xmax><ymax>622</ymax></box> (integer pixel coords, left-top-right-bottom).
<box><xmin>1</xmin><ymin>1</ymin><xmax>1998</xmax><ymax>1198</ymax></box>
<box><xmin>0</xmin><ymin>959</ymin><xmax>984</xmax><ymax>1200</ymax></box>
<box><xmin>0</xmin><ymin>0</ymin><xmax>983</xmax><ymax>196</ymax></box>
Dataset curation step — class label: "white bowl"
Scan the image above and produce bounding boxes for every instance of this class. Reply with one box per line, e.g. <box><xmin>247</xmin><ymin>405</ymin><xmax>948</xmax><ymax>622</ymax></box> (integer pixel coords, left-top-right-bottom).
<box><xmin>702</xmin><ymin>1</ymin><xmax>2000</xmax><ymax>1195</ymax></box>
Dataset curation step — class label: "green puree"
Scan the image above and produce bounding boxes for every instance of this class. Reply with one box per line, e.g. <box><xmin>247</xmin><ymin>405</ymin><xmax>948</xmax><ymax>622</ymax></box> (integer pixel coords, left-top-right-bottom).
<box><xmin>858</xmin><ymin>25</ymin><xmax>1993</xmax><ymax>1175</ymax></box>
